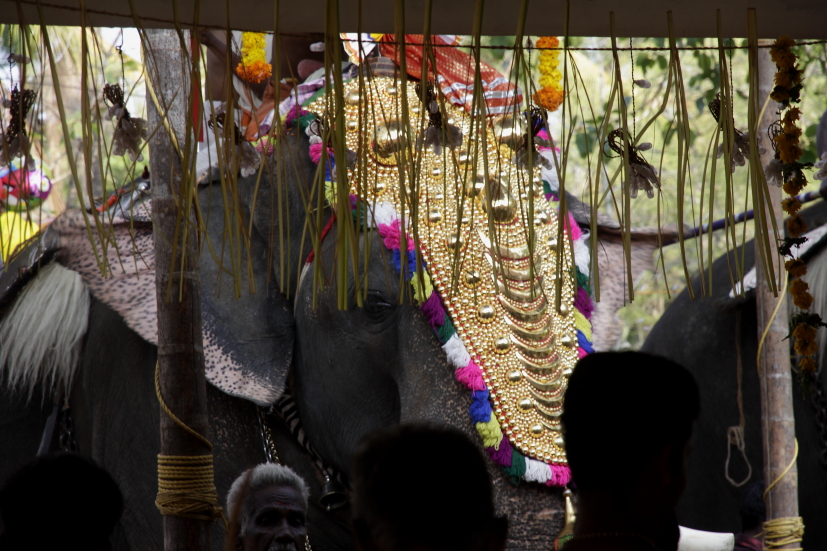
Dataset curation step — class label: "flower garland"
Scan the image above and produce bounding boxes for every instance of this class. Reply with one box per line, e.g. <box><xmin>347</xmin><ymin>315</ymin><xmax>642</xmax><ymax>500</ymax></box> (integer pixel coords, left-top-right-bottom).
<box><xmin>293</xmin><ymin>105</ymin><xmax>594</xmax><ymax>485</ymax></box>
<box><xmin>769</xmin><ymin>36</ymin><xmax>823</xmax><ymax>378</ymax></box>
<box><xmin>236</xmin><ymin>32</ymin><xmax>272</xmax><ymax>84</ymax></box>
<box><xmin>534</xmin><ymin>37</ymin><xmax>564</xmax><ymax>112</ymax></box>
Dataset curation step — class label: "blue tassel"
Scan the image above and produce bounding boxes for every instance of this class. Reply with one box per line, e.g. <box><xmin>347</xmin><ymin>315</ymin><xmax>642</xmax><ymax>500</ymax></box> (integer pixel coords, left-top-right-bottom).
<box><xmin>576</xmin><ymin>330</ymin><xmax>594</xmax><ymax>354</ymax></box>
<box><xmin>469</xmin><ymin>389</ymin><xmax>493</xmax><ymax>424</ymax></box>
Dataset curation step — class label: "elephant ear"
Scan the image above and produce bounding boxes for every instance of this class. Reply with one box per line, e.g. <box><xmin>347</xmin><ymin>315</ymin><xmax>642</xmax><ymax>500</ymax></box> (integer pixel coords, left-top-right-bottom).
<box><xmin>197</xmin><ymin>181</ymin><xmax>295</xmax><ymax>406</ymax></box>
<box><xmin>48</xmin><ymin>188</ymin><xmax>293</xmax><ymax>406</ymax></box>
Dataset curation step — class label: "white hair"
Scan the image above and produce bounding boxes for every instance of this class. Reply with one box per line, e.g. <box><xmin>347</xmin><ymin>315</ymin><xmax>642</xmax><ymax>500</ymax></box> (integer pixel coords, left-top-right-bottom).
<box><xmin>227</xmin><ymin>463</ymin><xmax>310</xmax><ymax>536</ymax></box>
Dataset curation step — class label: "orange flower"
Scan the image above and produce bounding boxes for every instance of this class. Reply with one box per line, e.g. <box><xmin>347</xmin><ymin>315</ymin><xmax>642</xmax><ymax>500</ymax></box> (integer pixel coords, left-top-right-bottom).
<box><xmin>785</xmin><ymin>259</ymin><xmax>807</xmax><ymax>278</ymax></box>
<box><xmin>536</xmin><ymin>36</ymin><xmax>560</xmax><ymax>49</ymax></box>
<box><xmin>775</xmin><ymin>133</ymin><xmax>803</xmax><ymax>164</ymax></box>
<box><xmin>235</xmin><ymin>60</ymin><xmax>272</xmax><ymax>84</ymax></box>
<box><xmin>771</xmin><ymin>87</ymin><xmax>791</xmax><ymax>103</ymax></box>
<box><xmin>790</xmin><ymin>278</ymin><xmax>813</xmax><ymax>309</ymax></box>
<box><xmin>799</xmin><ymin>356</ymin><xmax>817</xmax><ymax>374</ymax></box>
<box><xmin>784</xmin><ymin>107</ymin><xmax>802</xmax><ymax>123</ymax></box>
<box><xmin>793</xmin><ymin>323</ymin><xmax>819</xmax><ymax>356</ymax></box>
<box><xmin>782</xmin><ymin>172</ymin><xmax>807</xmax><ymax>196</ymax></box>
<box><xmin>786</xmin><ymin>214</ymin><xmax>807</xmax><ymax>237</ymax></box>
<box><xmin>782</xmin><ymin>196</ymin><xmax>802</xmax><ymax>215</ymax></box>
<box><xmin>534</xmin><ymin>87</ymin><xmax>564</xmax><ymax>112</ymax></box>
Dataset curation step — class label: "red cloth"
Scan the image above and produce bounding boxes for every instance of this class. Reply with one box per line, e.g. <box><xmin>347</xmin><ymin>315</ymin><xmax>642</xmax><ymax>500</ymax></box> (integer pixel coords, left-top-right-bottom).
<box><xmin>378</xmin><ymin>35</ymin><xmax>522</xmax><ymax>116</ymax></box>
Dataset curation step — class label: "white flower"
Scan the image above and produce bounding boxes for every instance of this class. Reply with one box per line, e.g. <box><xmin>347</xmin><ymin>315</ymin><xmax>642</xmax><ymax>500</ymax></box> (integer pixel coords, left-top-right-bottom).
<box><xmin>813</xmin><ymin>151</ymin><xmax>827</xmax><ymax>181</ymax></box>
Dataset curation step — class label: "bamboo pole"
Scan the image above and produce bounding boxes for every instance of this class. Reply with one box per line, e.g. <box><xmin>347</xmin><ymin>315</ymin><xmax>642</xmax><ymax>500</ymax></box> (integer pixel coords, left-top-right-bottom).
<box><xmin>145</xmin><ymin>28</ymin><xmax>213</xmax><ymax>551</ymax></box>
<box><xmin>754</xmin><ymin>37</ymin><xmax>799</xmax><ymax>537</ymax></box>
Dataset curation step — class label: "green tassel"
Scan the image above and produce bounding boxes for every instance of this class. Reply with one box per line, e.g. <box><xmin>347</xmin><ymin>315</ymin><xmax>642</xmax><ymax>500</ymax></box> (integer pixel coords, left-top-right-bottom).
<box><xmin>503</xmin><ymin>448</ymin><xmax>527</xmax><ymax>485</ymax></box>
<box><xmin>436</xmin><ymin>314</ymin><xmax>456</xmax><ymax>343</ymax></box>
<box><xmin>575</xmin><ymin>268</ymin><xmax>591</xmax><ymax>295</ymax></box>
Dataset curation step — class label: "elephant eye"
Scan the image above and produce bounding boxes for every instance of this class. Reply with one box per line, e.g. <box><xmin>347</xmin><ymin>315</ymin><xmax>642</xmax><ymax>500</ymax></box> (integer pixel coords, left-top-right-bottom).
<box><xmin>363</xmin><ymin>291</ymin><xmax>393</xmax><ymax>315</ymax></box>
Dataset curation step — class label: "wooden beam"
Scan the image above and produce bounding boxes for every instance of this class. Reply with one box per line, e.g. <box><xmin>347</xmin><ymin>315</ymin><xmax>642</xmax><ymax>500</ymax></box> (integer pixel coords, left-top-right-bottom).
<box><xmin>754</xmin><ymin>37</ymin><xmax>799</xmax><ymax>544</ymax></box>
<box><xmin>145</xmin><ymin>28</ymin><xmax>213</xmax><ymax>551</ymax></box>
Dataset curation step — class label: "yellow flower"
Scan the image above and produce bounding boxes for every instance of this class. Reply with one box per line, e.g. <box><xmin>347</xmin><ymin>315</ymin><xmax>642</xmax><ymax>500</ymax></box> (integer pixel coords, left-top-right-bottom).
<box><xmin>236</xmin><ymin>32</ymin><xmax>272</xmax><ymax>83</ymax></box>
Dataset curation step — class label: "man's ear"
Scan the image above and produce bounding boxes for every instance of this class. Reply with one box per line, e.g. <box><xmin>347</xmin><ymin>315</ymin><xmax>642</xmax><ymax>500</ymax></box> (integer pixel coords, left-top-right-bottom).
<box><xmin>487</xmin><ymin>516</ymin><xmax>509</xmax><ymax>551</ymax></box>
<box><xmin>351</xmin><ymin>518</ymin><xmax>378</xmax><ymax>551</ymax></box>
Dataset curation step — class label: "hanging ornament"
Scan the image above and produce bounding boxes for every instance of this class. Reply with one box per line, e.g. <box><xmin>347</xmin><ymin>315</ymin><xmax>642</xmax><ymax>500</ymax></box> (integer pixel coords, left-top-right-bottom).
<box><xmin>534</xmin><ymin>37</ymin><xmax>564</xmax><ymax>112</ymax></box>
<box><xmin>0</xmin><ymin>86</ymin><xmax>36</xmax><ymax>170</ymax></box>
<box><xmin>236</xmin><ymin>32</ymin><xmax>272</xmax><ymax>84</ymax></box>
<box><xmin>708</xmin><ymin>93</ymin><xmax>765</xmax><ymax>173</ymax></box>
<box><xmin>605</xmin><ymin>128</ymin><xmax>660</xmax><ymax>199</ymax></box>
<box><xmin>103</xmin><ymin>83</ymin><xmax>148</xmax><ymax>162</ymax></box>
<box><xmin>414</xmin><ymin>81</ymin><xmax>462</xmax><ymax>155</ymax></box>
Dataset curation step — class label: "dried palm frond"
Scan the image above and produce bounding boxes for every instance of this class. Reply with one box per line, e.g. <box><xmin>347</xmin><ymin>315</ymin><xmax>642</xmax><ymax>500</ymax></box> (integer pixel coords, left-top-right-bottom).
<box><xmin>103</xmin><ymin>83</ymin><xmax>148</xmax><ymax>162</ymax></box>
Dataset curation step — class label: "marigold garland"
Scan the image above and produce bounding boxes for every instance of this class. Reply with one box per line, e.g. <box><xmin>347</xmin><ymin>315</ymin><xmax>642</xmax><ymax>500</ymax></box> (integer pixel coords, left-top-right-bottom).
<box><xmin>534</xmin><ymin>37</ymin><xmax>564</xmax><ymax>112</ymax></box>
<box><xmin>235</xmin><ymin>32</ymin><xmax>272</xmax><ymax>84</ymax></box>
<box><xmin>770</xmin><ymin>36</ymin><xmax>820</xmax><ymax>378</ymax></box>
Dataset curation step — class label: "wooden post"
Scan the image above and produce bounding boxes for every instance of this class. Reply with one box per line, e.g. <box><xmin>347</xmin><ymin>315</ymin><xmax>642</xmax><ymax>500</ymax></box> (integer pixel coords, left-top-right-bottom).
<box><xmin>145</xmin><ymin>29</ymin><xmax>212</xmax><ymax>551</ymax></box>
<box><xmin>755</xmin><ymin>38</ymin><xmax>799</xmax><ymax>535</ymax></box>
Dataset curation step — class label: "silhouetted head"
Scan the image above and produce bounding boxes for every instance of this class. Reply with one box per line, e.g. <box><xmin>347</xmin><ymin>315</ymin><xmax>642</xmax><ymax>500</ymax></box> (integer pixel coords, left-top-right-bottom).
<box><xmin>562</xmin><ymin>351</ymin><xmax>700</xmax><ymax>497</ymax></box>
<box><xmin>351</xmin><ymin>424</ymin><xmax>508</xmax><ymax>551</ymax></box>
<box><xmin>740</xmin><ymin>480</ymin><xmax>766</xmax><ymax>533</ymax></box>
<box><xmin>227</xmin><ymin>463</ymin><xmax>309</xmax><ymax>551</ymax></box>
<box><xmin>0</xmin><ymin>453</ymin><xmax>123</xmax><ymax>551</ymax></box>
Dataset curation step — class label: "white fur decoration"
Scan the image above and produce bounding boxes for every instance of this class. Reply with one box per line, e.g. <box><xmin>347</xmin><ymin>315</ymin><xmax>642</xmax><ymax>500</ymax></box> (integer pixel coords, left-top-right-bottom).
<box><xmin>523</xmin><ymin>458</ymin><xmax>553</xmax><ymax>483</ymax></box>
<box><xmin>0</xmin><ymin>262</ymin><xmax>90</xmax><ymax>400</ymax></box>
<box><xmin>442</xmin><ymin>334</ymin><xmax>471</xmax><ymax>369</ymax></box>
<box><xmin>573</xmin><ymin>234</ymin><xmax>591</xmax><ymax>277</ymax></box>
<box><xmin>540</xmin><ymin>150</ymin><xmax>560</xmax><ymax>193</ymax></box>
<box><xmin>368</xmin><ymin>201</ymin><xmax>398</xmax><ymax>229</ymax></box>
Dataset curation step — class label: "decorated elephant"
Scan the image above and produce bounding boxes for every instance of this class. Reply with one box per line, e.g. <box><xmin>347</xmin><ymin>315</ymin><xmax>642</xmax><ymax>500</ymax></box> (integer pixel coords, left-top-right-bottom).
<box><xmin>641</xmin><ymin>196</ymin><xmax>827</xmax><ymax>551</ymax></box>
<box><xmin>0</xmin><ymin>60</ymin><xmax>675</xmax><ymax>550</ymax></box>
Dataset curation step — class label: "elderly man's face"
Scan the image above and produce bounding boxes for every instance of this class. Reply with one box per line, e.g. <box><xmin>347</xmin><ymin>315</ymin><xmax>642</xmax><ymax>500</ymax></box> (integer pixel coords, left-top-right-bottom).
<box><xmin>238</xmin><ymin>484</ymin><xmax>306</xmax><ymax>551</ymax></box>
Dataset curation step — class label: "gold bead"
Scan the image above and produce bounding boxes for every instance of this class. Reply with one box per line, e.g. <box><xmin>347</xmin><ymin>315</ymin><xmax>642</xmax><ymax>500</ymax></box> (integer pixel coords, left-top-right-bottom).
<box><xmin>547</xmin><ymin>235</ymin><xmax>558</xmax><ymax>249</ymax></box>
<box><xmin>434</xmin><ymin>192</ymin><xmax>445</xmax><ymax>201</ymax></box>
<box><xmin>481</xmin><ymin>178</ymin><xmax>517</xmax><ymax>223</ymax></box>
<box><xmin>346</xmin><ymin>91</ymin><xmax>361</xmax><ymax>106</ymax></box>
<box><xmin>493</xmin><ymin>336</ymin><xmax>510</xmax><ymax>354</ymax></box>
<box><xmin>464</xmin><ymin>270</ymin><xmax>481</xmax><ymax>288</ymax></box>
<box><xmin>374</xmin><ymin>181</ymin><xmax>386</xmax><ymax>193</ymax></box>
<box><xmin>477</xmin><ymin>304</ymin><xmax>496</xmax><ymax>323</ymax></box>
<box><xmin>534</xmin><ymin>210</ymin><xmax>550</xmax><ymax>226</ymax></box>
<box><xmin>518</xmin><ymin>397</ymin><xmax>533</xmax><ymax>411</ymax></box>
<box><xmin>507</xmin><ymin>370</ymin><xmax>522</xmax><ymax>384</ymax></box>
<box><xmin>492</xmin><ymin>113</ymin><xmax>527</xmax><ymax>150</ymax></box>
<box><xmin>464</xmin><ymin>172</ymin><xmax>486</xmax><ymax>198</ymax></box>
<box><xmin>346</xmin><ymin>119</ymin><xmax>358</xmax><ymax>131</ymax></box>
<box><xmin>560</xmin><ymin>334</ymin><xmax>575</xmax><ymax>348</ymax></box>
<box><xmin>558</xmin><ymin>303</ymin><xmax>569</xmax><ymax>316</ymax></box>
<box><xmin>530</xmin><ymin>424</ymin><xmax>544</xmax><ymax>437</ymax></box>
<box><xmin>431</xmin><ymin>166</ymin><xmax>442</xmax><ymax>177</ymax></box>
<box><xmin>458</xmin><ymin>151</ymin><xmax>470</xmax><ymax>164</ymax></box>
<box><xmin>554</xmin><ymin>434</ymin><xmax>565</xmax><ymax>446</ymax></box>
<box><xmin>446</xmin><ymin>233</ymin><xmax>465</xmax><ymax>252</ymax></box>
<box><xmin>428</xmin><ymin>209</ymin><xmax>442</xmax><ymax>224</ymax></box>
<box><xmin>385</xmin><ymin>85</ymin><xmax>398</xmax><ymax>96</ymax></box>
<box><xmin>412</xmin><ymin>105</ymin><xmax>421</xmax><ymax>114</ymax></box>
<box><xmin>461</xmin><ymin>215</ymin><xmax>471</xmax><ymax>225</ymax></box>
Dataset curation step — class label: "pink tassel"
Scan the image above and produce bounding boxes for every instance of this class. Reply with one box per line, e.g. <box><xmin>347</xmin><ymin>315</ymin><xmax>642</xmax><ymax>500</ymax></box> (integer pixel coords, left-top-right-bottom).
<box><xmin>577</xmin><ymin>347</ymin><xmax>588</xmax><ymax>359</ymax></box>
<box><xmin>309</xmin><ymin>143</ymin><xmax>333</xmax><ymax>164</ymax></box>
<box><xmin>456</xmin><ymin>359</ymin><xmax>486</xmax><ymax>392</ymax></box>
<box><xmin>566</xmin><ymin>212</ymin><xmax>582</xmax><ymax>241</ymax></box>
<box><xmin>545</xmin><ymin>464</ymin><xmax>572</xmax><ymax>487</ymax></box>
<box><xmin>377</xmin><ymin>219</ymin><xmax>415</xmax><ymax>251</ymax></box>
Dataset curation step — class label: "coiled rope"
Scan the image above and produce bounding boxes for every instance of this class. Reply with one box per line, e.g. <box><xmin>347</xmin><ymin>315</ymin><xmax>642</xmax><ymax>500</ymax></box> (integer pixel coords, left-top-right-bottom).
<box><xmin>154</xmin><ymin>361</ymin><xmax>227</xmax><ymax>527</ymax></box>
<box><xmin>762</xmin><ymin>439</ymin><xmax>804</xmax><ymax>551</ymax></box>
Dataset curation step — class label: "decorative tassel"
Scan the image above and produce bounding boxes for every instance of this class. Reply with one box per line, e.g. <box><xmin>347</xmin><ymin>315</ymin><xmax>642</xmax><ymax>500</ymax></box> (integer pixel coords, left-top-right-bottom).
<box><xmin>442</xmin><ymin>334</ymin><xmax>470</xmax><ymax>368</ymax></box>
<box><xmin>421</xmin><ymin>292</ymin><xmax>446</xmax><ymax>328</ymax></box>
<box><xmin>455</xmin><ymin>359</ymin><xmax>486</xmax><ymax>392</ymax></box>
<box><xmin>475</xmin><ymin>417</ymin><xmax>503</xmax><ymax>449</ymax></box>
<box><xmin>469</xmin><ymin>390</ymin><xmax>493</xmax><ymax>424</ymax></box>
<box><xmin>486</xmin><ymin>437</ymin><xmax>513</xmax><ymax>466</ymax></box>
<box><xmin>524</xmin><ymin>458</ymin><xmax>553</xmax><ymax>484</ymax></box>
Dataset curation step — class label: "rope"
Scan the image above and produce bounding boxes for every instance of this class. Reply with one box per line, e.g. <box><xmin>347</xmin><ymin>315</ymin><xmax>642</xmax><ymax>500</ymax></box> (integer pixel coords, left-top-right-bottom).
<box><xmin>726</xmin><ymin>309</ymin><xmax>753</xmax><ymax>487</ymax></box>
<box><xmin>756</xmin><ymin>270</ymin><xmax>789</xmax><ymax>376</ymax></box>
<box><xmin>763</xmin><ymin>517</ymin><xmax>804</xmax><ymax>551</ymax></box>
<box><xmin>154</xmin><ymin>361</ymin><xmax>227</xmax><ymax>527</ymax></box>
<box><xmin>762</xmin><ymin>439</ymin><xmax>803</xmax><ymax>551</ymax></box>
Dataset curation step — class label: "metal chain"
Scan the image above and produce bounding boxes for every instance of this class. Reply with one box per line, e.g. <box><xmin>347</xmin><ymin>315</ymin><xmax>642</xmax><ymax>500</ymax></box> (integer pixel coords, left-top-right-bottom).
<box><xmin>58</xmin><ymin>402</ymin><xmax>79</xmax><ymax>453</ymax></box>
<box><xmin>258</xmin><ymin>408</ymin><xmax>312</xmax><ymax>551</ymax></box>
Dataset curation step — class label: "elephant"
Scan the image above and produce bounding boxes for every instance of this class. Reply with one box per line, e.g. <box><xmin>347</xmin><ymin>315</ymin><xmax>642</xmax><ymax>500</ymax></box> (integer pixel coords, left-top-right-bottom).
<box><xmin>642</xmin><ymin>198</ymin><xmax>827</xmax><ymax>551</ymax></box>
<box><xmin>0</xmin><ymin>104</ymin><xmax>675</xmax><ymax>549</ymax></box>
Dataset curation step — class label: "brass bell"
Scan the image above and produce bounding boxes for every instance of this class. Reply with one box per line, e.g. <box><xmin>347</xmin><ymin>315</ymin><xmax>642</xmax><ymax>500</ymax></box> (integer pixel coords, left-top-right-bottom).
<box><xmin>319</xmin><ymin>475</ymin><xmax>347</xmax><ymax>511</ymax></box>
<box><xmin>373</xmin><ymin>120</ymin><xmax>408</xmax><ymax>159</ymax></box>
<box><xmin>493</xmin><ymin>113</ymin><xmax>527</xmax><ymax>150</ymax></box>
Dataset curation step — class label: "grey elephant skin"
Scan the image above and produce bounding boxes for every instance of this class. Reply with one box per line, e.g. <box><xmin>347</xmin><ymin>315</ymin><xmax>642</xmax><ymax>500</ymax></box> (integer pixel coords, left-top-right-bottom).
<box><xmin>642</xmin><ymin>200</ymin><xmax>827</xmax><ymax>551</ymax></box>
